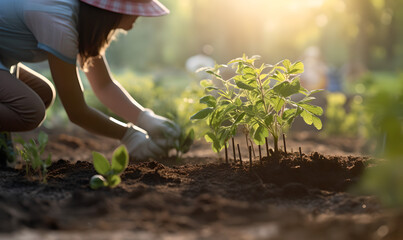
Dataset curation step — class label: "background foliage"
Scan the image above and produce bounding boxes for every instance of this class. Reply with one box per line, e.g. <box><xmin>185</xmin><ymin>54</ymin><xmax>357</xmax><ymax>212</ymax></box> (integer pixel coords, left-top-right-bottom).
<box><xmin>105</xmin><ymin>0</ymin><xmax>403</xmax><ymax>72</ymax></box>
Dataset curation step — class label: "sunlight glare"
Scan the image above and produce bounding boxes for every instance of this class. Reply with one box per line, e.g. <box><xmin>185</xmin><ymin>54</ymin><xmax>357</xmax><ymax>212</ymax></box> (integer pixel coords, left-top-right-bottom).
<box><xmin>286</xmin><ymin>0</ymin><xmax>326</xmax><ymax>11</ymax></box>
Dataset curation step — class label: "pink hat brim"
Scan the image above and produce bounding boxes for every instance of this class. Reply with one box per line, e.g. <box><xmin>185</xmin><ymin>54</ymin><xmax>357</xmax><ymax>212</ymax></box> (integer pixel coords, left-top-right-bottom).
<box><xmin>80</xmin><ymin>0</ymin><xmax>170</xmax><ymax>17</ymax></box>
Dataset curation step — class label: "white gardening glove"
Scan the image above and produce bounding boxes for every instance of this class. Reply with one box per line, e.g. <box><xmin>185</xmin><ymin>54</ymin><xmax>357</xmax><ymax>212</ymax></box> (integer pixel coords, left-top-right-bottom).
<box><xmin>120</xmin><ymin>123</ymin><xmax>166</xmax><ymax>160</ymax></box>
<box><xmin>136</xmin><ymin>109</ymin><xmax>181</xmax><ymax>150</ymax></box>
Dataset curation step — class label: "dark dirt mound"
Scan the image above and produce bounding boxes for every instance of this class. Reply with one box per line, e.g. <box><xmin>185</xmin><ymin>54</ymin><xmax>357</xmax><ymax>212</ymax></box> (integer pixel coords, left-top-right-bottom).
<box><xmin>0</xmin><ymin>130</ymin><xmax>402</xmax><ymax>239</ymax></box>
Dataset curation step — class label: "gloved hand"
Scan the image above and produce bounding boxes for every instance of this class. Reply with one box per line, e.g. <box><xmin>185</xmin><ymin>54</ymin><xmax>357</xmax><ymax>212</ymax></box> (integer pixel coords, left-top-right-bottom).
<box><xmin>136</xmin><ymin>109</ymin><xmax>181</xmax><ymax>149</ymax></box>
<box><xmin>120</xmin><ymin>123</ymin><xmax>166</xmax><ymax>160</ymax></box>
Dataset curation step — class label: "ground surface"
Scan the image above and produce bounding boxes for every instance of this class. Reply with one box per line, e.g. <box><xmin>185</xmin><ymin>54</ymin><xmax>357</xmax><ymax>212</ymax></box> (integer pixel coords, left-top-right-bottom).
<box><xmin>0</xmin><ymin>127</ymin><xmax>402</xmax><ymax>240</ymax></box>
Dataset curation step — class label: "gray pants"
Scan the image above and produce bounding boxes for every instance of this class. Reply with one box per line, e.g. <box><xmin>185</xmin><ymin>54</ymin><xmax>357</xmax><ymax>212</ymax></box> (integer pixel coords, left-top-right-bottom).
<box><xmin>0</xmin><ymin>64</ymin><xmax>55</xmax><ymax>131</ymax></box>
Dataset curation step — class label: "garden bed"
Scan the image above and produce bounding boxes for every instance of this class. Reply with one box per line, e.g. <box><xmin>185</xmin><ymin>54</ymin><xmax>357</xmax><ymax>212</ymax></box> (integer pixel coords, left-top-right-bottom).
<box><xmin>0</xmin><ymin>128</ymin><xmax>402</xmax><ymax>240</ymax></box>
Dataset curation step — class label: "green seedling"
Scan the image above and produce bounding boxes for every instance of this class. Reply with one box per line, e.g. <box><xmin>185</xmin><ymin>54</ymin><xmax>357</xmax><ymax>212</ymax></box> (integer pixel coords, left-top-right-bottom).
<box><xmin>164</xmin><ymin>120</ymin><xmax>194</xmax><ymax>160</ymax></box>
<box><xmin>173</xmin><ymin>127</ymin><xmax>195</xmax><ymax>160</ymax></box>
<box><xmin>15</xmin><ymin>131</ymin><xmax>52</xmax><ymax>183</ymax></box>
<box><xmin>90</xmin><ymin>145</ymin><xmax>129</xmax><ymax>189</ymax></box>
<box><xmin>191</xmin><ymin>55</ymin><xmax>323</xmax><ymax>153</ymax></box>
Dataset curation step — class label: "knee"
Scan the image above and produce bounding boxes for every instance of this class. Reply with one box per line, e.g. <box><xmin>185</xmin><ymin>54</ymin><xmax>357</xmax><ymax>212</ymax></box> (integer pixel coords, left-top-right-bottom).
<box><xmin>20</xmin><ymin>101</ymin><xmax>46</xmax><ymax>131</ymax></box>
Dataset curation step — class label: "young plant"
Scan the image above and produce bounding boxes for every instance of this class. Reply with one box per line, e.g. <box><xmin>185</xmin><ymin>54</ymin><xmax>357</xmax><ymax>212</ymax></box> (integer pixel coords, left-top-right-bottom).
<box><xmin>171</xmin><ymin>126</ymin><xmax>194</xmax><ymax>160</ymax></box>
<box><xmin>90</xmin><ymin>145</ymin><xmax>129</xmax><ymax>189</ymax></box>
<box><xmin>190</xmin><ymin>63</ymin><xmax>246</xmax><ymax>153</ymax></box>
<box><xmin>165</xmin><ymin>102</ymin><xmax>197</xmax><ymax>160</ymax></box>
<box><xmin>191</xmin><ymin>55</ymin><xmax>323</xmax><ymax>153</ymax></box>
<box><xmin>15</xmin><ymin>131</ymin><xmax>52</xmax><ymax>183</ymax></box>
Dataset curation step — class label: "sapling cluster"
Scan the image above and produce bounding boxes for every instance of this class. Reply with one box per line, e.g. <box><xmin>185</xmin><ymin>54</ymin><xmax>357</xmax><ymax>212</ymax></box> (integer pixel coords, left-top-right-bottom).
<box><xmin>15</xmin><ymin>131</ymin><xmax>52</xmax><ymax>183</ymax></box>
<box><xmin>191</xmin><ymin>55</ymin><xmax>323</xmax><ymax>155</ymax></box>
<box><xmin>90</xmin><ymin>145</ymin><xmax>129</xmax><ymax>189</ymax></box>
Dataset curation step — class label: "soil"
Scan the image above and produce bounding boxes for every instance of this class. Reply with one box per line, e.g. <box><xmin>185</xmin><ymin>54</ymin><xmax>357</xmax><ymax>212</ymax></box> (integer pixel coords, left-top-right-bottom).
<box><xmin>0</xmin><ymin>127</ymin><xmax>402</xmax><ymax>240</ymax></box>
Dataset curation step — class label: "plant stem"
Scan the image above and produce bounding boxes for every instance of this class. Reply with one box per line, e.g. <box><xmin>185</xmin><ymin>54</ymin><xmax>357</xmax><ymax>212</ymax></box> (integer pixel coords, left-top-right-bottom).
<box><xmin>299</xmin><ymin>147</ymin><xmax>303</xmax><ymax>161</ymax></box>
<box><xmin>237</xmin><ymin>144</ymin><xmax>243</xmax><ymax>166</ymax></box>
<box><xmin>244</xmin><ymin>134</ymin><xmax>249</xmax><ymax>153</ymax></box>
<box><xmin>249</xmin><ymin>146</ymin><xmax>252</xmax><ymax>171</ymax></box>
<box><xmin>273</xmin><ymin>135</ymin><xmax>279</xmax><ymax>152</ymax></box>
<box><xmin>283</xmin><ymin>133</ymin><xmax>287</xmax><ymax>154</ymax></box>
<box><xmin>265</xmin><ymin>137</ymin><xmax>269</xmax><ymax>157</ymax></box>
<box><xmin>224</xmin><ymin>143</ymin><xmax>228</xmax><ymax>164</ymax></box>
<box><xmin>232</xmin><ymin>137</ymin><xmax>236</xmax><ymax>163</ymax></box>
<box><xmin>25</xmin><ymin>163</ymin><xmax>29</xmax><ymax>176</ymax></box>
<box><xmin>248</xmin><ymin>138</ymin><xmax>256</xmax><ymax>158</ymax></box>
<box><xmin>258</xmin><ymin>145</ymin><xmax>262</xmax><ymax>165</ymax></box>
<box><xmin>257</xmin><ymin>74</ymin><xmax>268</xmax><ymax>114</ymax></box>
<box><xmin>38</xmin><ymin>167</ymin><xmax>43</xmax><ymax>183</ymax></box>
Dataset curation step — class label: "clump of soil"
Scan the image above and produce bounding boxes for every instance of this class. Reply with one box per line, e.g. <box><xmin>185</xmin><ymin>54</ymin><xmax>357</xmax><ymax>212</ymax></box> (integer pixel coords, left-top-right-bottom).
<box><xmin>256</xmin><ymin>151</ymin><xmax>366</xmax><ymax>192</ymax></box>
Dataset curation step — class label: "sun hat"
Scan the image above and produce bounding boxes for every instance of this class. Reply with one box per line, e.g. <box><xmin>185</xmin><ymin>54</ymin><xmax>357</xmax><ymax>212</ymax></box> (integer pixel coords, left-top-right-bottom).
<box><xmin>79</xmin><ymin>0</ymin><xmax>170</xmax><ymax>17</ymax></box>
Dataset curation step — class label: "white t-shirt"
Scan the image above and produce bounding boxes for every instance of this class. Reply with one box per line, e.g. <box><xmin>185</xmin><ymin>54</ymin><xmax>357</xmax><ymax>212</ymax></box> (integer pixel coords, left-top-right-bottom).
<box><xmin>0</xmin><ymin>0</ymin><xmax>79</xmax><ymax>71</ymax></box>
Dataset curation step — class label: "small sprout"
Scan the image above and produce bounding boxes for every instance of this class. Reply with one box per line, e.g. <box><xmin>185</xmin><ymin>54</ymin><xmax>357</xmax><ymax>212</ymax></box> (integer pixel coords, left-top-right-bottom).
<box><xmin>90</xmin><ymin>175</ymin><xmax>108</xmax><ymax>190</ymax></box>
<box><xmin>173</xmin><ymin>128</ymin><xmax>194</xmax><ymax>160</ymax></box>
<box><xmin>90</xmin><ymin>145</ymin><xmax>128</xmax><ymax>189</ymax></box>
<box><xmin>164</xmin><ymin>114</ymin><xmax>195</xmax><ymax>160</ymax></box>
<box><xmin>15</xmin><ymin>131</ymin><xmax>52</xmax><ymax>183</ymax></box>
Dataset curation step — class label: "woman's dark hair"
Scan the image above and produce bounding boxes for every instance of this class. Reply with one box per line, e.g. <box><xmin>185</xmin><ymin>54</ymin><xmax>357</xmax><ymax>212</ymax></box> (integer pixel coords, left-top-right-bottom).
<box><xmin>78</xmin><ymin>2</ymin><xmax>123</xmax><ymax>70</ymax></box>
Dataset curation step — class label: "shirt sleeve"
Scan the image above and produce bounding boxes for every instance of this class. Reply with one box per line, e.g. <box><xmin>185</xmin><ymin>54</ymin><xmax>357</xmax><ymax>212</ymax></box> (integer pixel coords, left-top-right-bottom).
<box><xmin>23</xmin><ymin>4</ymin><xmax>79</xmax><ymax>65</ymax></box>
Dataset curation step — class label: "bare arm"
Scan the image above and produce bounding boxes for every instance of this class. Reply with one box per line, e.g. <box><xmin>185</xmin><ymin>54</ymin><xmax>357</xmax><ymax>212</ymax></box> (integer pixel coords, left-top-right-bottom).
<box><xmin>84</xmin><ymin>56</ymin><xmax>144</xmax><ymax>124</ymax></box>
<box><xmin>47</xmin><ymin>53</ymin><xmax>127</xmax><ymax>139</ymax></box>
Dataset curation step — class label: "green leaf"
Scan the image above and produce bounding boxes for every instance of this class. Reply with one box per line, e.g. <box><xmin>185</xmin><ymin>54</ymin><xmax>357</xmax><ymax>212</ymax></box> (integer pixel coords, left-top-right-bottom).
<box><xmin>205</xmin><ymin>132</ymin><xmax>222</xmax><ymax>153</ymax></box>
<box><xmin>312</xmin><ymin>116</ymin><xmax>322</xmax><ymax>130</ymax></box>
<box><xmin>289</xmin><ymin>61</ymin><xmax>304</xmax><ymax>74</ymax></box>
<box><xmin>272</xmin><ymin>70</ymin><xmax>286</xmax><ymax>82</ymax></box>
<box><xmin>90</xmin><ymin>175</ymin><xmax>107</xmax><ymax>190</ymax></box>
<box><xmin>283</xmin><ymin>59</ymin><xmax>291</xmax><ymax>72</ymax></box>
<box><xmin>218</xmin><ymin>128</ymin><xmax>232</xmax><ymax>143</ymax></box>
<box><xmin>282</xmin><ymin>109</ymin><xmax>297</xmax><ymax>121</ymax></box>
<box><xmin>92</xmin><ymin>151</ymin><xmax>111</xmax><ymax>175</ymax></box>
<box><xmin>45</xmin><ymin>154</ymin><xmax>52</xmax><ymax>167</ymax></box>
<box><xmin>301</xmin><ymin>110</ymin><xmax>313</xmax><ymax>125</ymax></box>
<box><xmin>111</xmin><ymin>145</ymin><xmax>129</xmax><ymax>175</ymax></box>
<box><xmin>233</xmin><ymin>112</ymin><xmax>246</xmax><ymax>125</ymax></box>
<box><xmin>32</xmin><ymin>155</ymin><xmax>42</xmax><ymax>170</ymax></box>
<box><xmin>227</xmin><ymin>58</ymin><xmax>244</xmax><ymax>65</ymax></box>
<box><xmin>243</xmin><ymin>67</ymin><xmax>256</xmax><ymax>76</ymax></box>
<box><xmin>253</xmin><ymin>125</ymin><xmax>269</xmax><ymax>145</ymax></box>
<box><xmin>264</xmin><ymin>114</ymin><xmax>274</xmax><ymax>126</ymax></box>
<box><xmin>235</xmin><ymin>97</ymin><xmax>242</xmax><ymax>106</ymax></box>
<box><xmin>205</xmin><ymin>86</ymin><xmax>219</xmax><ymax>91</ymax></box>
<box><xmin>271</xmin><ymin>98</ymin><xmax>285</xmax><ymax>113</ymax></box>
<box><xmin>204</xmin><ymin>132</ymin><xmax>216</xmax><ymax>143</ymax></box>
<box><xmin>300</xmin><ymin>96</ymin><xmax>316</xmax><ymax>103</ymax></box>
<box><xmin>235</xmin><ymin>79</ymin><xmax>255</xmax><ymax>90</ymax></box>
<box><xmin>308</xmin><ymin>89</ymin><xmax>324</xmax><ymax>96</ymax></box>
<box><xmin>181</xmin><ymin>129</ymin><xmax>195</xmax><ymax>154</ymax></box>
<box><xmin>259</xmin><ymin>74</ymin><xmax>269</xmax><ymax>81</ymax></box>
<box><xmin>190</xmin><ymin>107</ymin><xmax>214</xmax><ymax>120</ymax></box>
<box><xmin>108</xmin><ymin>175</ymin><xmax>121</xmax><ymax>188</ymax></box>
<box><xmin>299</xmin><ymin>103</ymin><xmax>323</xmax><ymax>116</ymax></box>
<box><xmin>222</xmin><ymin>104</ymin><xmax>237</xmax><ymax>116</ymax></box>
<box><xmin>200</xmin><ymin>79</ymin><xmax>213</xmax><ymax>88</ymax></box>
<box><xmin>196</xmin><ymin>66</ymin><xmax>212</xmax><ymax>73</ymax></box>
<box><xmin>206</xmin><ymin>70</ymin><xmax>223</xmax><ymax>79</ymax></box>
<box><xmin>273</xmin><ymin>78</ymin><xmax>301</xmax><ymax>97</ymax></box>
<box><xmin>200</xmin><ymin>95</ymin><xmax>217</xmax><ymax>107</ymax></box>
